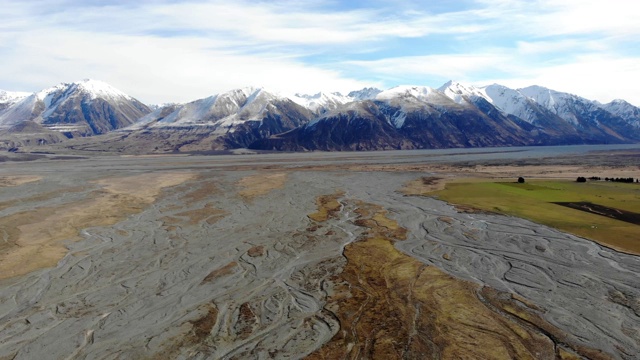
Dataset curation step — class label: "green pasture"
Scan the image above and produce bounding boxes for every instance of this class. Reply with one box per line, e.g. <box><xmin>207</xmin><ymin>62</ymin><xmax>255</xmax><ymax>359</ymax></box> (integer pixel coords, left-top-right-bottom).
<box><xmin>433</xmin><ymin>179</ymin><xmax>640</xmax><ymax>254</ymax></box>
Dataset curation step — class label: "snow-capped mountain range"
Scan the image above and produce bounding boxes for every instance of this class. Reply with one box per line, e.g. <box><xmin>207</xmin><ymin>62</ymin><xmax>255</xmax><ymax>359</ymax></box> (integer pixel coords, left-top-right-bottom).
<box><xmin>437</xmin><ymin>81</ymin><xmax>637</xmax><ymax>126</ymax></box>
<box><xmin>289</xmin><ymin>87</ymin><xmax>383</xmax><ymax>113</ymax></box>
<box><xmin>600</xmin><ymin>99</ymin><xmax>640</xmax><ymax>128</ymax></box>
<box><xmin>131</xmin><ymin>87</ymin><xmax>303</xmax><ymax>130</ymax></box>
<box><xmin>0</xmin><ymin>79</ymin><xmax>149</xmax><ymax>136</ymax></box>
<box><xmin>1</xmin><ymin>79</ymin><xmax>639</xmax><ymax>152</ymax></box>
<box><xmin>291</xmin><ymin>92</ymin><xmax>354</xmax><ymax>113</ymax></box>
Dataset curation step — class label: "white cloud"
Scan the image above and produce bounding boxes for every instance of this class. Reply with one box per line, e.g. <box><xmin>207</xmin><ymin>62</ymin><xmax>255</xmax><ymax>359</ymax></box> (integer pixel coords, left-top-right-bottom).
<box><xmin>471</xmin><ymin>0</ymin><xmax>640</xmax><ymax>39</ymax></box>
<box><xmin>527</xmin><ymin>0</ymin><xmax>640</xmax><ymax>38</ymax></box>
<box><xmin>1</xmin><ymin>0</ymin><xmax>640</xmax><ymax>106</ymax></box>
<box><xmin>487</xmin><ymin>55</ymin><xmax>640</xmax><ymax>105</ymax></box>
<box><xmin>1</xmin><ymin>28</ymin><xmax>376</xmax><ymax>103</ymax></box>
<box><xmin>141</xmin><ymin>1</ymin><xmax>494</xmax><ymax>45</ymax></box>
<box><xmin>515</xmin><ymin>39</ymin><xmax>607</xmax><ymax>55</ymax></box>
<box><xmin>346</xmin><ymin>52</ymin><xmax>515</xmax><ymax>82</ymax></box>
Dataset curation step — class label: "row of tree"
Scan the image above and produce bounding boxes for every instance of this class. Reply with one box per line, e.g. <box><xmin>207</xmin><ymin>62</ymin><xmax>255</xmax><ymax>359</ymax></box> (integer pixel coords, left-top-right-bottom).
<box><xmin>577</xmin><ymin>176</ymin><xmax>638</xmax><ymax>183</ymax></box>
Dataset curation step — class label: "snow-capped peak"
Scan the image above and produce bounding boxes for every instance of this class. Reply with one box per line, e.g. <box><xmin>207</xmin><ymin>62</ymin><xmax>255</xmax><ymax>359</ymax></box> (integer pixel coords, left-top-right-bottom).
<box><xmin>518</xmin><ymin>85</ymin><xmax>565</xmax><ymax>105</ymax></box>
<box><xmin>376</xmin><ymin>85</ymin><xmax>439</xmax><ymax>101</ymax></box>
<box><xmin>290</xmin><ymin>91</ymin><xmax>352</xmax><ymax>112</ymax></box>
<box><xmin>518</xmin><ymin>85</ymin><xmax>585</xmax><ymax>111</ymax></box>
<box><xmin>33</xmin><ymin>79</ymin><xmax>132</xmax><ymax>103</ymax></box>
<box><xmin>479</xmin><ymin>83</ymin><xmax>537</xmax><ymax>122</ymax></box>
<box><xmin>600</xmin><ymin>98</ymin><xmax>640</xmax><ymax>127</ymax></box>
<box><xmin>73</xmin><ymin>79</ymin><xmax>132</xmax><ymax>100</ymax></box>
<box><xmin>219</xmin><ymin>86</ymin><xmax>287</xmax><ymax>105</ymax></box>
<box><xmin>608</xmin><ymin>99</ymin><xmax>629</xmax><ymax>105</ymax></box>
<box><xmin>438</xmin><ymin>80</ymin><xmax>490</xmax><ymax>105</ymax></box>
<box><xmin>347</xmin><ymin>87</ymin><xmax>382</xmax><ymax>101</ymax></box>
<box><xmin>144</xmin><ymin>86</ymin><xmax>294</xmax><ymax>130</ymax></box>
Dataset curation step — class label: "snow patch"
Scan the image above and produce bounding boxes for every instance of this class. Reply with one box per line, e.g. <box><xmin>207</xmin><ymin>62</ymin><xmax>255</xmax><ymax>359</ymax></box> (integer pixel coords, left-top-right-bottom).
<box><xmin>291</xmin><ymin>91</ymin><xmax>352</xmax><ymax>112</ymax></box>
<box><xmin>390</xmin><ymin>110</ymin><xmax>407</xmax><ymax>128</ymax></box>
<box><xmin>0</xmin><ymin>90</ymin><xmax>30</xmax><ymax>105</ymax></box>
<box><xmin>376</xmin><ymin>85</ymin><xmax>438</xmax><ymax>101</ymax></box>
<box><xmin>75</xmin><ymin>79</ymin><xmax>132</xmax><ymax>100</ymax></box>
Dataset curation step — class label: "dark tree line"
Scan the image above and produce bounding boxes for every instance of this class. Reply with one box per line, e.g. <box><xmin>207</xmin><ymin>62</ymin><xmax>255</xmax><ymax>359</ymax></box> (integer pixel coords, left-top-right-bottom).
<box><xmin>578</xmin><ymin>176</ymin><xmax>638</xmax><ymax>183</ymax></box>
<box><xmin>605</xmin><ymin>177</ymin><xmax>637</xmax><ymax>183</ymax></box>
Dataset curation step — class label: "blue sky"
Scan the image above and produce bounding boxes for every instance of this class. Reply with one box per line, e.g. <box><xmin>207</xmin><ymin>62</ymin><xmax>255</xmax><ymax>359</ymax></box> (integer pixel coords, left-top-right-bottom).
<box><xmin>2</xmin><ymin>0</ymin><xmax>640</xmax><ymax>105</ymax></box>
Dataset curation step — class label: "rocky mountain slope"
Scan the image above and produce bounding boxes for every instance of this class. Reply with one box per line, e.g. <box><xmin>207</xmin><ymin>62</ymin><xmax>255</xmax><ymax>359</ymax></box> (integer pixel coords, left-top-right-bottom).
<box><xmin>0</xmin><ymin>121</ymin><xmax>69</xmax><ymax>151</ymax></box>
<box><xmin>0</xmin><ymin>90</ymin><xmax>30</xmax><ymax>116</ymax></box>
<box><xmin>0</xmin><ymin>79</ymin><xmax>150</xmax><ymax>137</ymax></box>
<box><xmin>599</xmin><ymin>99</ymin><xmax>640</xmax><ymax>128</ymax></box>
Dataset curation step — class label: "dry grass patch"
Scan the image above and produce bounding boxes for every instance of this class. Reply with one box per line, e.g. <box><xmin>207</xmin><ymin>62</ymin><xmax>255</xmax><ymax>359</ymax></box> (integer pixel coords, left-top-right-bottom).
<box><xmin>162</xmin><ymin>204</ymin><xmax>226</xmax><ymax>226</ymax></box>
<box><xmin>180</xmin><ymin>178</ymin><xmax>221</xmax><ymax>204</ymax></box>
<box><xmin>400</xmin><ymin>176</ymin><xmax>446</xmax><ymax>195</ymax></box>
<box><xmin>247</xmin><ymin>245</ymin><xmax>264</xmax><ymax>257</ymax></box>
<box><xmin>201</xmin><ymin>261</ymin><xmax>238</xmax><ymax>284</ymax></box>
<box><xmin>237</xmin><ymin>172</ymin><xmax>287</xmax><ymax>200</ymax></box>
<box><xmin>308</xmin><ymin>191</ymin><xmax>344</xmax><ymax>222</ymax></box>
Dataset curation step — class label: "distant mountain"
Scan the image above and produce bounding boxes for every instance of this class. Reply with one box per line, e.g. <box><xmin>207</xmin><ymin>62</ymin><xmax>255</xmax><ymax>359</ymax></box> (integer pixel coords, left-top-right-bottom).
<box><xmin>111</xmin><ymin>87</ymin><xmax>313</xmax><ymax>152</ymax></box>
<box><xmin>439</xmin><ymin>81</ymin><xmax>639</xmax><ymax>144</ymax></box>
<box><xmin>290</xmin><ymin>87</ymin><xmax>382</xmax><ymax>114</ymax></box>
<box><xmin>518</xmin><ymin>85</ymin><xmax>639</xmax><ymax>142</ymax></box>
<box><xmin>599</xmin><ymin>99</ymin><xmax>640</xmax><ymax>128</ymax></box>
<box><xmin>348</xmin><ymin>87</ymin><xmax>383</xmax><ymax>101</ymax></box>
<box><xmin>0</xmin><ymin>79</ymin><xmax>150</xmax><ymax>137</ymax></box>
<box><xmin>2</xmin><ymin>79</ymin><xmax>639</xmax><ymax>154</ymax></box>
<box><xmin>251</xmin><ymin>85</ymin><xmax>540</xmax><ymax>151</ymax></box>
<box><xmin>251</xmin><ymin>101</ymin><xmax>412</xmax><ymax>151</ymax></box>
<box><xmin>290</xmin><ymin>92</ymin><xmax>353</xmax><ymax>114</ymax></box>
<box><xmin>0</xmin><ymin>90</ymin><xmax>30</xmax><ymax>116</ymax></box>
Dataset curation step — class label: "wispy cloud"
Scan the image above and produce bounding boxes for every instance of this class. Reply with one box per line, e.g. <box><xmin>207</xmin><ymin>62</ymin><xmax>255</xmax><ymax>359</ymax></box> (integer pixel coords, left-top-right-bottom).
<box><xmin>487</xmin><ymin>54</ymin><xmax>640</xmax><ymax>104</ymax></box>
<box><xmin>346</xmin><ymin>52</ymin><xmax>514</xmax><ymax>82</ymax></box>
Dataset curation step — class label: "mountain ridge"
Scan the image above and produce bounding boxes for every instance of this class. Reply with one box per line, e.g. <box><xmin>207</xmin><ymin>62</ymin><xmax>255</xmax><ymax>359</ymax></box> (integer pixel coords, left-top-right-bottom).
<box><xmin>1</xmin><ymin>79</ymin><xmax>639</xmax><ymax>153</ymax></box>
<box><xmin>0</xmin><ymin>79</ymin><xmax>150</xmax><ymax>137</ymax></box>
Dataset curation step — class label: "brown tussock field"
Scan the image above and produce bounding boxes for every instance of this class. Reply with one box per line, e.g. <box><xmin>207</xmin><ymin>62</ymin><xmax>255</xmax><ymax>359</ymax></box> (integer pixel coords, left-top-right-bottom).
<box><xmin>308</xmin><ymin>191</ymin><xmax>344</xmax><ymax>222</ymax></box>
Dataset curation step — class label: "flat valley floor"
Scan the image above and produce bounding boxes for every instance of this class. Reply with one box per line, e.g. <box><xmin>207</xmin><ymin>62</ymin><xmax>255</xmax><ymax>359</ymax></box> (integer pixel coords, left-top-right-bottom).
<box><xmin>1</xmin><ymin>145</ymin><xmax>640</xmax><ymax>359</ymax></box>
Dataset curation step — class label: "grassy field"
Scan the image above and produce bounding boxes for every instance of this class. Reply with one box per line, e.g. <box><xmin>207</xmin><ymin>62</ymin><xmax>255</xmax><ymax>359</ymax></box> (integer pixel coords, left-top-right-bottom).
<box><xmin>433</xmin><ymin>179</ymin><xmax>640</xmax><ymax>255</ymax></box>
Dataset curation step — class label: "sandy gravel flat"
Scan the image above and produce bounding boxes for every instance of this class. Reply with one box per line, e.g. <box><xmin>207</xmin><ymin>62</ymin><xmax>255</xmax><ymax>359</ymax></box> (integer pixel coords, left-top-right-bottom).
<box><xmin>0</xmin><ymin>175</ymin><xmax>42</xmax><ymax>187</ymax></box>
<box><xmin>0</xmin><ymin>172</ymin><xmax>194</xmax><ymax>279</ymax></box>
<box><xmin>0</xmin><ymin>145</ymin><xmax>638</xmax><ymax>359</ymax></box>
